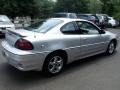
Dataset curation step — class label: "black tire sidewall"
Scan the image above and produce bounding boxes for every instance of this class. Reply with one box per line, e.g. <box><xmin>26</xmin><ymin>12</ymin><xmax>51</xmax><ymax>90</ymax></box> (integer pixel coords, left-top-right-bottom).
<box><xmin>106</xmin><ymin>41</ymin><xmax>115</xmax><ymax>55</ymax></box>
<box><xmin>43</xmin><ymin>53</ymin><xmax>65</xmax><ymax>76</ymax></box>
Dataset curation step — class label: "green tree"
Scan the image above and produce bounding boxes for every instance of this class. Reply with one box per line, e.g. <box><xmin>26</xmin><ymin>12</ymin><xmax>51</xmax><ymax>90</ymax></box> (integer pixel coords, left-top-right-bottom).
<box><xmin>34</xmin><ymin>0</ymin><xmax>55</xmax><ymax>18</ymax></box>
<box><xmin>112</xmin><ymin>0</ymin><xmax>120</xmax><ymax>20</ymax></box>
<box><xmin>0</xmin><ymin>0</ymin><xmax>38</xmax><ymax>18</ymax></box>
<box><xmin>100</xmin><ymin>0</ymin><xmax>115</xmax><ymax>16</ymax></box>
<box><xmin>89</xmin><ymin>0</ymin><xmax>102</xmax><ymax>14</ymax></box>
<box><xmin>54</xmin><ymin>0</ymin><xmax>89</xmax><ymax>13</ymax></box>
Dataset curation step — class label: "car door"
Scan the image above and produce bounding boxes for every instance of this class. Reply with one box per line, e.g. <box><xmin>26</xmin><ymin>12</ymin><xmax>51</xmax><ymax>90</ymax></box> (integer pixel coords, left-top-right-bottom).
<box><xmin>76</xmin><ymin>21</ymin><xmax>105</xmax><ymax>57</ymax></box>
<box><xmin>61</xmin><ymin>21</ymin><xmax>82</xmax><ymax>61</ymax></box>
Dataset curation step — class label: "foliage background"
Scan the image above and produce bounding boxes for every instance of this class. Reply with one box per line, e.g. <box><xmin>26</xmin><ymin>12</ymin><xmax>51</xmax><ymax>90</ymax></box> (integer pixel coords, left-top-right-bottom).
<box><xmin>0</xmin><ymin>0</ymin><xmax>120</xmax><ymax>20</ymax></box>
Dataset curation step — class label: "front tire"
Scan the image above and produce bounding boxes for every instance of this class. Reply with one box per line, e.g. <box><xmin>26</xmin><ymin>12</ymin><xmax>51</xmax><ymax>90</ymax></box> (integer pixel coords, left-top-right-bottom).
<box><xmin>43</xmin><ymin>53</ymin><xmax>65</xmax><ymax>76</ymax></box>
<box><xmin>106</xmin><ymin>41</ymin><xmax>116</xmax><ymax>55</ymax></box>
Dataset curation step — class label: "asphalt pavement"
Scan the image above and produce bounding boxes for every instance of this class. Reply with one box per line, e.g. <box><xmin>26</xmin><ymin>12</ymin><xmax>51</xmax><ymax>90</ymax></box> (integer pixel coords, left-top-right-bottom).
<box><xmin>0</xmin><ymin>28</ymin><xmax>120</xmax><ymax>90</ymax></box>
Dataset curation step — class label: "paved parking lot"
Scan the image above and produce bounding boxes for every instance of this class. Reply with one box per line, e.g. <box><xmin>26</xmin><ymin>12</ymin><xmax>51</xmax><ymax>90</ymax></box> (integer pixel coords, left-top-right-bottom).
<box><xmin>0</xmin><ymin>28</ymin><xmax>120</xmax><ymax>90</ymax></box>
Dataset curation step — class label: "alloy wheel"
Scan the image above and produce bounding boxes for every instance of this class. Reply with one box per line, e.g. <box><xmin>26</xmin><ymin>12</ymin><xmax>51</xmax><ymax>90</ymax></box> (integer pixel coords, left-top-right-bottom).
<box><xmin>48</xmin><ymin>56</ymin><xmax>64</xmax><ymax>74</ymax></box>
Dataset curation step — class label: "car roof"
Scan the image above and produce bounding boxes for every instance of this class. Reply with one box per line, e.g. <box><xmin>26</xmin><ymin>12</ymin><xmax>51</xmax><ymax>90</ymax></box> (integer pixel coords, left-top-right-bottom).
<box><xmin>78</xmin><ymin>14</ymin><xmax>95</xmax><ymax>15</ymax></box>
<box><xmin>77</xmin><ymin>14</ymin><xmax>97</xmax><ymax>18</ymax></box>
<box><xmin>0</xmin><ymin>15</ymin><xmax>7</xmax><ymax>17</ymax></box>
<box><xmin>96</xmin><ymin>14</ymin><xmax>109</xmax><ymax>17</ymax></box>
<box><xmin>51</xmin><ymin>18</ymin><xmax>89</xmax><ymax>22</ymax></box>
<box><xmin>54</xmin><ymin>12</ymin><xmax>76</xmax><ymax>14</ymax></box>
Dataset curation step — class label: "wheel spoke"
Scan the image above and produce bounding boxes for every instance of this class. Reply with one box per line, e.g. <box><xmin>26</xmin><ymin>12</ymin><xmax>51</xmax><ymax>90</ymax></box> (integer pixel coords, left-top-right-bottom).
<box><xmin>49</xmin><ymin>62</ymin><xmax>54</xmax><ymax>66</ymax></box>
<box><xmin>53</xmin><ymin>57</ymin><xmax>58</xmax><ymax>62</ymax></box>
<box><xmin>56</xmin><ymin>60</ymin><xmax>63</xmax><ymax>66</ymax></box>
<box><xmin>49</xmin><ymin>65</ymin><xmax>55</xmax><ymax>73</ymax></box>
<box><xmin>109</xmin><ymin>43</ymin><xmax>115</xmax><ymax>54</ymax></box>
<box><xmin>48</xmin><ymin>56</ymin><xmax>63</xmax><ymax>74</ymax></box>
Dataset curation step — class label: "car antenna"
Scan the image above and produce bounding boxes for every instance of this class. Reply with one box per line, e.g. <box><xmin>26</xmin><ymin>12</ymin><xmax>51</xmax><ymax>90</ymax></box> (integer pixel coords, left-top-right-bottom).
<box><xmin>34</xmin><ymin>29</ymin><xmax>36</xmax><ymax>38</ymax></box>
<box><xmin>32</xmin><ymin>21</ymin><xmax>36</xmax><ymax>38</ymax></box>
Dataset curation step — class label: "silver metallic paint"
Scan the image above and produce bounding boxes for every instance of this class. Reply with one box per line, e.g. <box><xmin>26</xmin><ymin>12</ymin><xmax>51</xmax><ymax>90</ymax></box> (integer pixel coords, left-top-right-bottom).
<box><xmin>2</xmin><ymin>18</ymin><xmax>118</xmax><ymax>71</ymax></box>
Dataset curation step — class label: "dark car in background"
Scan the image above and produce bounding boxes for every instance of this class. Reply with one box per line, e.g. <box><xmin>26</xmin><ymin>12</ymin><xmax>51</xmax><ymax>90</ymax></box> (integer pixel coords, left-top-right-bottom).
<box><xmin>96</xmin><ymin>14</ymin><xmax>107</xmax><ymax>29</ymax></box>
<box><xmin>77</xmin><ymin>14</ymin><xmax>100</xmax><ymax>28</ymax></box>
<box><xmin>53</xmin><ymin>12</ymin><xmax>77</xmax><ymax>19</ymax></box>
<box><xmin>96</xmin><ymin>14</ymin><xmax>109</xmax><ymax>29</ymax></box>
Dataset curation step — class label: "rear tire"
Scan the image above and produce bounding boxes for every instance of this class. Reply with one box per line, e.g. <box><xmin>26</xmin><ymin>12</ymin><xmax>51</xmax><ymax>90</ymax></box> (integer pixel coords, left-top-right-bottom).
<box><xmin>43</xmin><ymin>53</ymin><xmax>65</xmax><ymax>76</ymax></box>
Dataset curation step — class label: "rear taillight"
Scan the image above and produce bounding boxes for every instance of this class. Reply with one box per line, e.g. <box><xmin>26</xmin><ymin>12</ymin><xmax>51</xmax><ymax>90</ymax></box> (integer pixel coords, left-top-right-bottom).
<box><xmin>15</xmin><ymin>39</ymin><xmax>33</xmax><ymax>50</ymax></box>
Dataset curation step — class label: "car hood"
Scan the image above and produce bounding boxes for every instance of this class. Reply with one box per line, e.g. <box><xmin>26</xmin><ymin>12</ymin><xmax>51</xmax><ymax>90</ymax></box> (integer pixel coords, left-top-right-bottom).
<box><xmin>105</xmin><ymin>31</ymin><xmax>117</xmax><ymax>38</ymax></box>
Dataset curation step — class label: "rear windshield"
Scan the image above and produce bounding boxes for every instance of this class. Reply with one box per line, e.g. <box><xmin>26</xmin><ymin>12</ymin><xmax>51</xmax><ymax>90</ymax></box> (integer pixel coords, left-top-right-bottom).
<box><xmin>53</xmin><ymin>14</ymin><xmax>67</xmax><ymax>18</ymax></box>
<box><xmin>78</xmin><ymin>15</ymin><xmax>91</xmax><ymax>20</ymax></box>
<box><xmin>97</xmin><ymin>15</ymin><xmax>102</xmax><ymax>20</ymax></box>
<box><xmin>24</xmin><ymin>19</ymin><xmax>63</xmax><ymax>33</ymax></box>
<box><xmin>91</xmin><ymin>15</ymin><xmax>99</xmax><ymax>20</ymax></box>
<box><xmin>0</xmin><ymin>16</ymin><xmax>11</xmax><ymax>22</ymax></box>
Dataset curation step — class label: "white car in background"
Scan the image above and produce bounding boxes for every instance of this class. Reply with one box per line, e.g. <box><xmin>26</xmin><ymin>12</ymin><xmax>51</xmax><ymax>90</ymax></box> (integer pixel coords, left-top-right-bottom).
<box><xmin>0</xmin><ymin>15</ymin><xmax>15</xmax><ymax>35</ymax></box>
<box><xmin>108</xmin><ymin>17</ymin><xmax>117</xmax><ymax>27</ymax></box>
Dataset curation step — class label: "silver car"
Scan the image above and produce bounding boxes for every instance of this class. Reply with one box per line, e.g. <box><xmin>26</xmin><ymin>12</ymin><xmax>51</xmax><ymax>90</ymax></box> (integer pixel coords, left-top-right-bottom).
<box><xmin>0</xmin><ymin>15</ymin><xmax>15</xmax><ymax>35</ymax></box>
<box><xmin>2</xmin><ymin>18</ymin><xmax>118</xmax><ymax>75</ymax></box>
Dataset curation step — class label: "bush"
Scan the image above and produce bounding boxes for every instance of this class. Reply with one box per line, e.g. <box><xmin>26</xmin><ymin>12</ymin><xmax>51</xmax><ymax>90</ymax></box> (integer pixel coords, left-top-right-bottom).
<box><xmin>114</xmin><ymin>12</ymin><xmax>120</xmax><ymax>20</ymax></box>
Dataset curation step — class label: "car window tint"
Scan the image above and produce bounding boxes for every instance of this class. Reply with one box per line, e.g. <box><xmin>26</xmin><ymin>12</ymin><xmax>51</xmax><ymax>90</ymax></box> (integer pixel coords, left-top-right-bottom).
<box><xmin>77</xmin><ymin>21</ymin><xmax>99</xmax><ymax>34</ymax></box>
<box><xmin>61</xmin><ymin>22</ymin><xmax>77</xmax><ymax>34</ymax></box>
<box><xmin>24</xmin><ymin>19</ymin><xmax>63</xmax><ymax>33</ymax></box>
<box><xmin>91</xmin><ymin>16</ymin><xmax>95</xmax><ymax>20</ymax></box>
<box><xmin>97</xmin><ymin>15</ymin><xmax>102</xmax><ymax>19</ymax></box>
<box><xmin>78</xmin><ymin>15</ymin><xmax>89</xmax><ymax>20</ymax></box>
<box><xmin>62</xmin><ymin>22</ymin><xmax>75</xmax><ymax>31</ymax></box>
<box><xmin>92</xmin><ymin>15</ymin><xmax>98</xmax><ymax>20</ymax></box>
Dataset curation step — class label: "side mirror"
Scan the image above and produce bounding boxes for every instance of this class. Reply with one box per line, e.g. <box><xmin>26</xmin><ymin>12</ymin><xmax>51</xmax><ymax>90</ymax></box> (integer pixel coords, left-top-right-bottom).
<box><xmin>99</xmin><ymin>30</ymin><xmax>105</xmax><ymax>34</ymax></box>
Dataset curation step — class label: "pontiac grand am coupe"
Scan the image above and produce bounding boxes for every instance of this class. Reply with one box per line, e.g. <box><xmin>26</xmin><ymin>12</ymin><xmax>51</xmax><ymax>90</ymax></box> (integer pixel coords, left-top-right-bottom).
<box><xmin>2</xmin><ymin>18</ymin><xmax>118</xmax><ymax>76</ymax></box>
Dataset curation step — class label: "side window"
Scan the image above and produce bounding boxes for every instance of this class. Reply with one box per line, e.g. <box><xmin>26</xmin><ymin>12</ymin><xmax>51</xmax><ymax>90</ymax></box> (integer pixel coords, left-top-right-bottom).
<box><xmin>69</xmin><ymin>14</ymin><xmax>76</xmax><ymax>18</ymax></box>
<box><xmin>77</xmin><ymin>21</ymin><xmax>99</xmax><ymax>34</ymax></box>
<box><xmin>61</xmin><ymin>22</ymin><xmax>76</xmax><ymax>34</ymax></box>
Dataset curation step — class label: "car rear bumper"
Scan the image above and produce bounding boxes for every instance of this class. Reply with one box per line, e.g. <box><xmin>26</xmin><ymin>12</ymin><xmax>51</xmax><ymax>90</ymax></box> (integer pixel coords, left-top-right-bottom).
<box><xmin>2</xmin><ymin>41</ymin><xmax>48</xmax><ymax>71</ymax></box>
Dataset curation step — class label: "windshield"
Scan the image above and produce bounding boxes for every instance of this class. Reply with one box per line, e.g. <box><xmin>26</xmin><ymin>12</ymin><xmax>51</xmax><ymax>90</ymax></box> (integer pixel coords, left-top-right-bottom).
<box><xmin>24</xmin><ymin>19</ymin><xmax>63</xmax><ymax>33</ymax></box>
<box><xmin>0</xmin><ymin>16</ymin><xmax>11</xmax><ymax>22</ymax></box>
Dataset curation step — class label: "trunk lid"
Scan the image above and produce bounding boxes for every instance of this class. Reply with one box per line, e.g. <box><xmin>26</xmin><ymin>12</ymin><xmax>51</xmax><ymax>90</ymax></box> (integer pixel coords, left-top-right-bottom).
<box><xmin>5</xmin><ymin>29</ymin><xmax>40</xmax><ymax>47</ymax></box>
